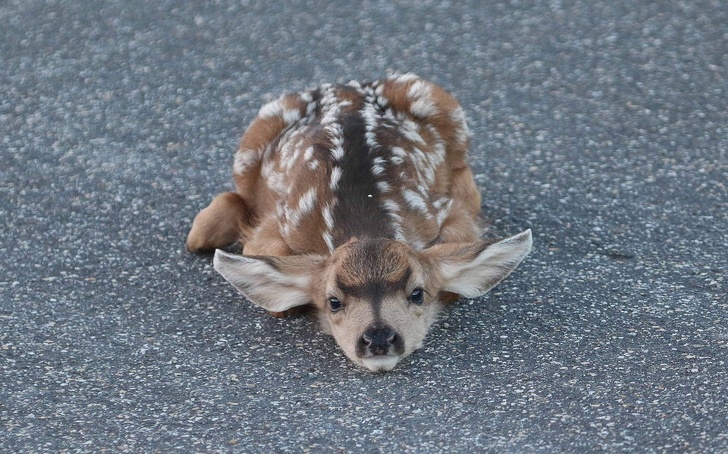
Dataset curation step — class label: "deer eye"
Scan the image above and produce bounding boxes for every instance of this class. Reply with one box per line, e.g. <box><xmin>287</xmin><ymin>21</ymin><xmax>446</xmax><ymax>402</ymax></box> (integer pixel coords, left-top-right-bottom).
<box><xmin>328</xmin><ymin>297</ymin><xmax>343</xmax><ymax>313</ymax></box>
<box><xmin>409</xmin><ymin>288</ymin><xmax>424</xmax><ymax>305</ymax></box>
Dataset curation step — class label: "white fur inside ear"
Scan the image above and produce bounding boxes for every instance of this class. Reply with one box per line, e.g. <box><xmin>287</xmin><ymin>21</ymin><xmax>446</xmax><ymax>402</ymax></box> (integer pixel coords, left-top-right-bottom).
<box><xmin>213</xmin><ymin>250</ymin><xmax>313</xmax><ymax>313</ymax></box>
<box><xmin>441</xmin><ymin>229</ymin><xmax>533</xmax><ymax>298</ymax></box>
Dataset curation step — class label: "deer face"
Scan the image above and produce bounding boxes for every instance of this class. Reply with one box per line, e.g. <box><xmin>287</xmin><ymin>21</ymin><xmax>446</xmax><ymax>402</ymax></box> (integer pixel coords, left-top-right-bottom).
<box><xmin>318</xmin><ymin>238</ymin><xmax>442</xmax><ymax>372</ymax></box>
<box><xmin>213</xmin><ymin>229</ymin><xmax>532</xmax><ymax>372</ymax></box>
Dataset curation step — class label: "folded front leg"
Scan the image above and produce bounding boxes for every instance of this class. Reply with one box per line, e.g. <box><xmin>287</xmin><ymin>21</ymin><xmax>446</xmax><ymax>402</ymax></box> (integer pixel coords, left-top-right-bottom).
<box><xmin>186</xmin><ymin>192</ymin><xmax>250</xmax><ymax>252</ymax></box>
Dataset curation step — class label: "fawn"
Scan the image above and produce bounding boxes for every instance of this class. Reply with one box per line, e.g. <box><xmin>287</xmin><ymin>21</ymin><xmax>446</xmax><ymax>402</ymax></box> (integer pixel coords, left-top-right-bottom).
<box><xmin>187</xmin><ymin>74</ymin><xmax>532</xmax><ymax>372</ymax></box>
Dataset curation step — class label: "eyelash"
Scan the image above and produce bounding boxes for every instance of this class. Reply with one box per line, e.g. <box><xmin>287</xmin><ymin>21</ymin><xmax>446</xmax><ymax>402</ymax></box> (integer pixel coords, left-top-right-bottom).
<box><xmin>409</xmin><ymin>288</ymin><xmax>425</xmax><ymax>305</ymax></box>
<box><xmin>328</xmin><ymin>297</ymin><xmax>343</xmax><ymax>312</ymax></box>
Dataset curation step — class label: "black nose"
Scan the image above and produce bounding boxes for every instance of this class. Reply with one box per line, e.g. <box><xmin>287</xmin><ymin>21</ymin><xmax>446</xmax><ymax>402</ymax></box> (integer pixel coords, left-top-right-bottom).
<box><xmin>360</xmin><ymin>325</ymin><xmax>398</xmax><ymax>356</ymax></box>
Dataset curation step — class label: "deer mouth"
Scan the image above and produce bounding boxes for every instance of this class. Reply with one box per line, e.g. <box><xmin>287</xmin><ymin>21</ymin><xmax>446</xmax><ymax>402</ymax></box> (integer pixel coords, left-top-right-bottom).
<box><xmin>361</xmin><ymin>355</ymin><xmax>401</xmax><ymax>373</ymax></box>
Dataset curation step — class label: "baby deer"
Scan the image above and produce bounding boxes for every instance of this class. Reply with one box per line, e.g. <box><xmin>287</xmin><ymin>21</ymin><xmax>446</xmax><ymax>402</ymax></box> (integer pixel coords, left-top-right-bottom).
<box><xmin>187</xmin><ymin>74</ymin><xmax>532</xmax><ymax>372</ymax></box>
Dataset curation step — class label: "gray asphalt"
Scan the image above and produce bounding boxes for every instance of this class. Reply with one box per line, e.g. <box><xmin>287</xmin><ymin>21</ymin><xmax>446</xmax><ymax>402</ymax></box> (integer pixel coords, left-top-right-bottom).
<box><xmin>2</xmin><ymin>0</ymin><xmax>727</xmax><ymax>452</ymax></box>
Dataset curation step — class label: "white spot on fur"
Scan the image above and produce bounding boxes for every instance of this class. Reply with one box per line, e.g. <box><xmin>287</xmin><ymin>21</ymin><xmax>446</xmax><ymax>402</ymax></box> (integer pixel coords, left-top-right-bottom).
<box><xmin>283</xmin><ymin>108</ymin><xmax>301</xmax><ymax>124</ymax></box>
<box><xmin>383</xmin><ymin>108</ymin><xmax>396</xmax><ymax>122</ymax></box>
<box><xmin>402</xmin><ymin>189</ymin><xmax>431</xmax><ymax>217</ymax></box>
<box><xmin>331</xmin><ymin>144</ymin><xmax>345</xmax><ymax>161</ymax></box>
<box><xmin>320</xmin><ymin>85</ymin><xmax>352</xmax><ymax>127</ymax></box>
<box><xmin>372</xmin><ymin>156</ymin><xmax>386</xmax><ymax>177</ymax></box>
<box><xmin>431</xmin><ymin>132</ymin><xmax>447</xmax><ymax>164</ymax></box>
<box><xmin>262</xmin><ymin>160</ymin><xmax>286</xmax><ymax>195</ymax></box>
<box><xmin>391</xmin><ymin>146</ymin><xmax>407</xmax><ymax>158</ymax></box>
<box><xmin>279</xmin><ymin>135</ymin><xmax>295</xmax><ymax>162</ymax></box>
<box><xmin>377</xmin><ymin>180</ymin><xmax>392</xmax><ymax>193</ymax></box>
<box><xmin>233</xmin><ymin>149</ymin><xmax>258</xmax><ymax>175</ymax></box>
<box><xmin>330</xmin><ymin>167</ymin><xmax>343</xmax><ymax>190</ymax></box>
<box><xmin>408</xmin><ymin>80</ymin><xmax>437</xmax><ymax>118</ymax></box>
<box><xmin>436</xmin><ymin>198</ymin><xmax>453</xmax><ymax>227</ymax></box>
<box><xmin>381</xmin><ymin>199</ymin><xmax>405</xmax><ymax>241</ymax></box>
<box><xmin>389</xmin><ymin>73</ymin><xmax>420</xmax><ymax>83</ymax></box>
<box><xmin>381</xmin><ymin>199</ymin><xmax>400</xmax><ymax>212</ymax></box>
<box><xmin>283</xmin><ymin>188</ymin><xmax>318</xmax><ymax>234</ymax></box>
<box><xmin>361</xmin><ymin>86</ymin><xmax>381</xmax><ymax>151</ymax></box>
<box><xmin>258</xmin><ymin>98</ymin><xmax>301</xmax><ymax>125</ymax></box>
<box><xmin>326</xmin><ymin>122</ymin><xmax>345</xmax><ymax>161</ymax></box>
<box><xmin>297</xmin><ymin>188</ymin><xmax>317</xmax><ymax>216</ymax></box>
<box><xmin>322</xmin><ymin>231</ymin><xmax>335</xmax><ymax>253</ymax></box>
<box><xmin>284</xmin><ymin>145</ymin><xmax>302</xmax><ymax>171</ymax></box>
<box><xmin>366</xmin><ymin>131</ymin><xmax>378</xmax><ymax>148</ymax></box>
<box><xmin>432</xmin><ymin>196</ymin><xmax>448</xmax><ymax>210</ymax></box>
<box><xmin>400</xmin><ymin>119</ymin><xmax>425</xmax><ymax>144</ymax></box>
<box><xmin>412</xmin><ymin>147</ymin><xmax>427</xmax><ymax>167</ymax></box>
<box><xmin>450</xmin><ymin>107</ymin><xmax>470</xmax><ymax>143</ymax></box>
<box><xmin>303</xmin><ymin>146</ymin><xmax>314</xmax><ymax>161</ymax></box>
<box><xmin>258</xmin><ymin>100</ymin><xmax>282</xmax><ymax>119</ymax></box>
<box><xmin>322</xmin><ymin>203</ymin><xmax>335</xmax><ymax>231</ymax></box>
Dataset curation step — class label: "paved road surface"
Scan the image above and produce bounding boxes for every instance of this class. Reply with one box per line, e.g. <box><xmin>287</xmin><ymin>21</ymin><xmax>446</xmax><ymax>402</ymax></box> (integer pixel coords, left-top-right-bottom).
<box><xmin>1</xmin><ymin>0</ymin><xmax>726</xmax><ymax>452</ymax></box>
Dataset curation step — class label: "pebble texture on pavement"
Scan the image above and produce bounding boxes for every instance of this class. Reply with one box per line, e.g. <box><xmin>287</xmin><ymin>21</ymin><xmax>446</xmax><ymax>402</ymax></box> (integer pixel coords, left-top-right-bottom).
<box><xmin>1</xmin><ymin>0</ymin><xmax>726</xmax><ymax>452</ymax></box>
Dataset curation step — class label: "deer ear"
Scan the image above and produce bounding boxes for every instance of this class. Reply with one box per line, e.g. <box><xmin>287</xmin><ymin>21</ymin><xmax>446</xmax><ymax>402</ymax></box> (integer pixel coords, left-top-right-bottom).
<box><xmin>213</xmin><ymin>250</ymin><xmax>325</xmax><ymax>313</ymax></box>
<box><xmin>425</xmin><ymin>229</ymin><xmax>532</xmax><ymax>298</ymax></box>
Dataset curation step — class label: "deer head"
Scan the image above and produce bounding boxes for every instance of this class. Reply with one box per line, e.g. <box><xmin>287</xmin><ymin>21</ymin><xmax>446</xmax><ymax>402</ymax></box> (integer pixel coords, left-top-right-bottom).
<box><xmin>213</xmin><ymin>229</ymin><xmax>532</xmax><ymax>372</ymax></box>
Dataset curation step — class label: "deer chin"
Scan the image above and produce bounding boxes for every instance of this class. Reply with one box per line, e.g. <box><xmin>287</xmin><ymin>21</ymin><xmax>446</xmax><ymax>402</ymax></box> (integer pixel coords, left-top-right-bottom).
<box><xmin>361</xmin><ymin>355</ymin><xmax>401</xmax><ymax>373</ymax></box>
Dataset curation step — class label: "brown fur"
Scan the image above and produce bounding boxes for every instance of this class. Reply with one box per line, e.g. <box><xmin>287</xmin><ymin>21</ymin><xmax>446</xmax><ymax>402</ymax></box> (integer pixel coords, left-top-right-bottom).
<box><xmin>189</xmin><ymin>74</ymin><xmax>533</xmax><ymax>371</ymax></box>
<box><xmin>188</xmin><ymin>74</ymin><xmax>482</xmax><ymax>259</ymax></box>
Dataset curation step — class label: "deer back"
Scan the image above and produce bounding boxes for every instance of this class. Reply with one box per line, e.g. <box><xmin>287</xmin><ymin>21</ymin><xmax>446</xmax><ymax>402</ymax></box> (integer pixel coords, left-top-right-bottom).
<box><xmin>232</xmin><ymin>74</ymin><xmax>481</xmax><ymax>255</ymax></box>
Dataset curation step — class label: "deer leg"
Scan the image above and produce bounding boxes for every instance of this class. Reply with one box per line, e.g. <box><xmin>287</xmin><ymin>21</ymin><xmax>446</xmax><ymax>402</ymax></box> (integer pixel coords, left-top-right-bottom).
<box><xmin>241</xmin><ymin>216</ymin><xmax>292</xmax><ymax>257</ymax></box>
<box><xmin>186</xmin><ymin>192</ymin><xmax>250</xmax><ymax>252</ymax></box>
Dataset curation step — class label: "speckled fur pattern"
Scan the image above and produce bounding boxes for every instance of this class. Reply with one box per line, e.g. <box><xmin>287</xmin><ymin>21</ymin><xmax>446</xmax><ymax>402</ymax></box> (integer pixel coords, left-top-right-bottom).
<box><xmin>187</xmin><ymin>74</ymin><xmax>532</xmax><ymax>371</ymax></box>
<box><xmin>228</xmin><ymin>73</ymin><xmax>483</xmax><ymax>256</ymax></box>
